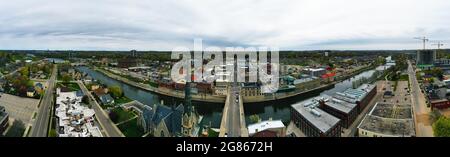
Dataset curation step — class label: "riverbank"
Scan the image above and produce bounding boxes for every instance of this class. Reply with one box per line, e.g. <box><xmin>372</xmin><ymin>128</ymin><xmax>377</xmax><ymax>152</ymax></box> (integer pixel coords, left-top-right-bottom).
<box><xmin>92</xmin><ymin>66</ymin><xmax>338</xmax><ymax>104</ymax></box>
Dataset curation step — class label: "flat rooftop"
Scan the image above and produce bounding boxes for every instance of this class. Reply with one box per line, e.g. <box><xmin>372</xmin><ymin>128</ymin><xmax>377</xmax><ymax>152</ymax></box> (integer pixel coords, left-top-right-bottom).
<box><xmin>248</xmin><ymin>120</ymin><xmax>285</xmax><ymax>135</ymax></box>
<box><xmin>358</xmin><ymin>115</ymin><xmax>415</xmax><ymax>137</ymax></box>
<box><xmin>292</xmin><ymin>97</ymin><xmax>341</xmax><ymax>133</ymax></box>
<box><xmin>323</xmin><ymin>95</ymin><xmax>357</xmax><ymax>114</ymax></box>
<box><xmin>369</xmin><ymin>103</ymin><xmax>412</xmax><ymax>119</ymax></box>
<box><xmin>358</xmin><ymin>102</ymin><xmax>415</xmax><ymax>137</ymax></box>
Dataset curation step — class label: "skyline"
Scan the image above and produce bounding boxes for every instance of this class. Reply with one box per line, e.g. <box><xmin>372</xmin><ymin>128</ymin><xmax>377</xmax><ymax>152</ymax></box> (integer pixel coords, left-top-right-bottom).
<box><xmin>0</xmin><ymin>0</ymin><xmax>450</xmax><ymax>51</ymax></box>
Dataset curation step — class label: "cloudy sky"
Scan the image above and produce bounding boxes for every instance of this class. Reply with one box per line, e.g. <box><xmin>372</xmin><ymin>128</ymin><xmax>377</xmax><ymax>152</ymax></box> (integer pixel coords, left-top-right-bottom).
<box><xmin>0</xmin><ymin>0</ymin><xmax>449</xmax><ymax>51</ymax></box>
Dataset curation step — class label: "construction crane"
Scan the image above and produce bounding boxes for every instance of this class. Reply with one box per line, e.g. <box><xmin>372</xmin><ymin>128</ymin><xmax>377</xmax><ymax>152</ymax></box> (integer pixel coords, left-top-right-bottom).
<box><xmin>414</xmin><ymin>37</ymin><xmax>429</xmax><ymax>50</ymax></box>
<box><xmin>431</xmin><ymin>41</ymin><xmax>444</xmax><ymax>49</ymax></box>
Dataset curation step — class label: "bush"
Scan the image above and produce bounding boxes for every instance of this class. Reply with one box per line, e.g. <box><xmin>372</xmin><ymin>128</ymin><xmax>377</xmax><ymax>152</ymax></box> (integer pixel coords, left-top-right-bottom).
<box><xmin>433</xmin><ymin>116</ymin><xmax>450</xmax><ymax>137</ymax></box>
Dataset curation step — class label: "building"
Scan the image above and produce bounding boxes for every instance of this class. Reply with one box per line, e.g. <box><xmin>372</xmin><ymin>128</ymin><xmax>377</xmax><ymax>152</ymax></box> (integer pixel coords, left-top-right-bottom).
<box><xmin>142</xmin><ymin>104</ymin><xmax>184</xmax><ymax>137</ymax></box>
<box><xmin>416</xmin><ymin>50</ymin><xmax>436</xmax><ymax>68</ymax></box>
<box><xmin>291</xmin><ymin>97</ymin><xmax>342</xmax><ymax>137</ymax></box>
<box><xmin>333</xmin><ymin>84</ymin><xmax>377</xmax><ymax>113</ymax></box>
<box><xmin>302</xmin><ymin>68</ymin><xmax>326</xmax><ymax>78</ymax></box>
<box><xmin>26</xmin><ymin>87</ymin><xmax>36</xmax><ymax>97</ymax></box>
<box><xmin>118</xmin><ymin>58</ymin><xmax>137</xmax><ymax>68</ymax></box>
<box><xmin>0</xmin><ymin>106</ymin><xmax>9</xmax><ymax>135</ymax></box>
<box><xmin>357</xmin><ymin>102</ymin><xmax>415</xmax><ymax>137</ymax></box>
<box><xmin>247</xmin><ymin>119</ymin><xmax>286</xmax><ymax>137</ymax></box>
<box><xmin>55</xmin><ymin>88</ymin><xmax>102</xmax><ymax>137</ymax></box>
<box><xmin>318</xmin><ymin>95</ymin><xmax>358</xmax><ymax>128</ymax></box>
<box><xmin>99</xmin><ymin>94</ymin><xmax>115</xmax><ymax>105</ymax></box>
<box><xmin>293</xmin><ymin>77</ymin><xmax>321</xmax><ymax>92</ymax></box>
<box><xmin>241</xmin><ymin>82</ymin><xmax>263</xmax><ymax>97</ymax></box>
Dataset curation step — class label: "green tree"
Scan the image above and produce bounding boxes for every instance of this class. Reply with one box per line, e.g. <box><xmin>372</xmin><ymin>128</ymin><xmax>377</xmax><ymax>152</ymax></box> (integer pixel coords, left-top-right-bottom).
<box><xmin>61</xmin><ymin>73</ymin><xmax>71</xmax><ymax>83</ymax></box>
<box><xmin>109</xmin><ymin>86</ymin><xmax>123</xmax><ymax>98</ymax></box>
<box><xmin>433</xmin><ymin>116</ymin><xmax>450</xmax><ymax>137</ymax></box>
<box><xmin>249</xmin><ymin>114</ymin><xmax>261</xmax><ymax>124</ymax></box>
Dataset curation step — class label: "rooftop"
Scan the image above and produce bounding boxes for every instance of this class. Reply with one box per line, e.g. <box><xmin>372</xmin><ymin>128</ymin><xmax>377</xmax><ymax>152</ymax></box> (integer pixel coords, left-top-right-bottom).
<box><xmin>334</xmin><ymin>84</ymin><xmax>376</xmax><ymax>103</ymax></box>
<box><xmin>291</xmin><ymin>97</ymin><xmax>341</xmax><ymax>133</ymax></box>
<box><xmin>358</xmin><ymin>102</ymin><xmax>415</xmax><ymax>137</ymax></box>
<box><xmin>248</xmin><ymin>120</ymin><xmax>285</xmax><ymax>135</ymax></box>
<box><xmin>55</xmin><ymin>88</ymin><xmax>102</xmax><ymax>137</ymax></box>
<box><xmin>322</xmin><ymin>95</ymin><xmax>357</xmax><ymax>114</ymax></box>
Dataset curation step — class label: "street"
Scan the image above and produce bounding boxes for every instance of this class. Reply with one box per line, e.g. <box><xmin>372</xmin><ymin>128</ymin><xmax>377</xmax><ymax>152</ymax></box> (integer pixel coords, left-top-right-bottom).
<box><xmin>29</xmin><ymin>65</ymin><xmax>57</xmax><ymax>137</ymax></box>
<box><xmin>407</xmin><ymin>60</ymin><xmax>433</xmax><ymax>137</ymax></box>
<box><xmin>77</xmin><ymin>81</ymin><xmax>124</xmax><ymax>137</ymax></box>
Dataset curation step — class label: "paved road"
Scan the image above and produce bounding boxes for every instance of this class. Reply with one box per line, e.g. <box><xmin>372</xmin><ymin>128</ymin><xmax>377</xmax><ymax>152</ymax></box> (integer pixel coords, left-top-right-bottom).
<box><xmin>30</xmin><ymin>65</ymin><xmax>57</xmax><ymax>137</ymax></box>
<box><xmin>77</xmin><ymin>81</ymin><xmax>124</xmax><ymax>137</ymax></box>
<box><xmin>407</xmin><ymin>60</ymin><xmax>433</xmax><ymax>137</ymax></box>
<box><xmin>225</xmin><ymin>58</ymin><xmax>242</xmax><ymax>137</ymax></box>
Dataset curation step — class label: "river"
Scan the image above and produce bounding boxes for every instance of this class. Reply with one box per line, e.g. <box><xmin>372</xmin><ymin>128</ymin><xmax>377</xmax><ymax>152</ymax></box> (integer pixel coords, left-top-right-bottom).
<box><xmin>76</xmin><ymin>66</ymin><xmax>376</xmax><ymax>128</ymax></box>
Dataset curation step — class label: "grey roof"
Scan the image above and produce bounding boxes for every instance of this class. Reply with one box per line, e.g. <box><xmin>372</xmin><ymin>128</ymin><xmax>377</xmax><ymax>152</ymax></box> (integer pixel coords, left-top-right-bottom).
<box><xmin>143</xmin><ymin>103</ymin><xmax>184</xmax><ymax>136</ymax></box>
<box><xmin>99</xmin><ymin>94</ymin><xmax>114</xmax><ymax>104</ymax></box>
<box><xmin>358</xmin><ymin>102</ymin><xmax>415</xmax><ymax>137</ymax></box>
<box><xmin>324</xmin><ymin>96</ymin><xmax>357</xmax><ymax>114</ymax></box>
<box><xmin>291</xmin><ymin>98</ymin><xmax>341</xmax><ymax>133</ymax></box>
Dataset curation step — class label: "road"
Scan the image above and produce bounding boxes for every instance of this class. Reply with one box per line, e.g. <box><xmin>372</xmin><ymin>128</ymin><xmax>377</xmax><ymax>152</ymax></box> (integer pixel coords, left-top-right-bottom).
<box><xmin>407</xmin><ymin>60</ymin><xmax>433</xmax><ymax>137</ymax></box>
<box><xmin>77</xmin><ymin>81</ymin><xmax>124</xmax><ymax>137</ymax></box>
<box><xmin>30</xmin><ymin>65</ymin><xmax>57</xmax><ymax>137</ymax></box>
<box><xmin>225</xmin><ymin>58</ymin><xmax>242</xmax><ymax>137</ymax></box>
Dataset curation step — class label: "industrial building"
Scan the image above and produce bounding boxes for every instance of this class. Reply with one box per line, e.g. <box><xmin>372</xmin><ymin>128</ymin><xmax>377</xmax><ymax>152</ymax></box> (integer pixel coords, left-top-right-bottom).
<box><xmin>291</xmin><ymin>97</ymin><xmax>342</xmax><ymax>137</ymax></box>
<box><xmin>334</xmin><ymin>84</ymin><xmax>377</xmax><ymax>113</ymax></box>
<box><xmin>357</xmin><ymin>102</ymin><xmax>415</xmax><ymax>137</ymax></box>
<box><xmin>319</xmin><ymin>95</ymin><xmax>358</xmax><ymax>128</ymax></box>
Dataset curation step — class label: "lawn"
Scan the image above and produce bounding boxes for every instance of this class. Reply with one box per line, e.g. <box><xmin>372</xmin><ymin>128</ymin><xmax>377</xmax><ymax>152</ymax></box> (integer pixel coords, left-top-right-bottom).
<box><xmin>208</xmin><ymin>128</ymin><xmax>219</xmax><ymax>137</ymax></box>
<box><xmin>398</xmin><ymin>74</ymin><xmax>409</xmax><ymax>81</ymax></box>
<box><xmin>117</xmin><ymin>118</ymin><xmax>145</xmax><ymax>137</ymax></box>
<box><xmin>115</xmin><ymin>96</ymin><xmax>132</xmax><ymax>105</ymax></box>
<box><xmin>110</xmin><ymin>107</ymin><xmax>136</xmax><ymax>124</ymax></box>
<box><xmin>57</xmin><ymin>82</ymin><xmax>81</xmax><ymax>92</ymax></box>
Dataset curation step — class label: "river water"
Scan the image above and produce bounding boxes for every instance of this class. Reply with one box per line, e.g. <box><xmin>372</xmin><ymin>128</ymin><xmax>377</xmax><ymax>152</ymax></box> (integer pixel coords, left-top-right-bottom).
<box><xmin>76</xmin><ymin>66</ymin><xmax>376</xmax><ymax>128</ymax></box>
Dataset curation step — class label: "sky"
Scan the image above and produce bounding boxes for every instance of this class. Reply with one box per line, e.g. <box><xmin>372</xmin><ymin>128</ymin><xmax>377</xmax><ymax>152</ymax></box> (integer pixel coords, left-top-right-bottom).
<box><xmin>0</xmin><ymin>0</ymin><xmax>449</xmax><ymax>51</ymax></box>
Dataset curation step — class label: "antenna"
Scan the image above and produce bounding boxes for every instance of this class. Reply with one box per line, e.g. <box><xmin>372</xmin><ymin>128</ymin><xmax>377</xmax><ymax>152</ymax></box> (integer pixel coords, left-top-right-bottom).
<box><xmin>431</xmin><ymin>41</ymin><xmax>444</xmax><ymax>49</ymax></box>
<box><xmin>414</xmin><ymin>37</ymin><xmax>429</xmax><ymax>50</ymax></box>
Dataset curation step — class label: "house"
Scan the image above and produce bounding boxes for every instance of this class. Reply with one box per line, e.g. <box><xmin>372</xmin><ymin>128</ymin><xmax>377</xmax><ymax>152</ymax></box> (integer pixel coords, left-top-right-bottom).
<box><xmin>35</xmin><ymin>82</ymin><xmax>44</xmax><ymax>94</ymax></box>
<box><xmin>99</xmin><ymin>94</ymin><xmax>114</xmax><ymax>105</ymax></box>
<box><xmin>91</xmin><ymin>84</ymin><xmax>100</xmax><ymax>91</ymax></box>
<box><xmin>93</xmin><ymin>87</ymin><xmax>108</xmax><ymax>97</ymax></box>
<box><xmin>142</xmin><ymin>104</ymin><xmax>184</xmax><ymax>137</ymax></box>
<box><xmin>27</xmin><ymin>87</ymin><xmax>36</xmax><ymax>97</ymax></box>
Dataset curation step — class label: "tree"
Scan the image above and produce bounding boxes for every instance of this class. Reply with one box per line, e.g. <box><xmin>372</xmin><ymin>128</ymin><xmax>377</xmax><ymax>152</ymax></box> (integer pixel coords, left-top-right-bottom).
<box><xmin>109</xmin><ymin>111</ymin><xmax>118</xmax><ymax>123</ymax></box>
<box><xmin>249</xmin><ymin>114</ymin><xmax>261</xmax><ymax>124</ymax></box>
<box><xmin>61</xmin><ymin>73</ymin><xmax>71</xmax><ymax>83</ymax></box>
<box><xmin>82</xmin><ymin>95</ymin><xmax>90</xmax><ymax>104</ymax></box>
<box><xmin>433</xmin><ymin>116</ymin><xmax>450</xmax><ymax>137</ymax></box>
<box><xmin>109</xmin><ymin>86</ymin><xmax>123</xmax><ymax>98</ymax></box>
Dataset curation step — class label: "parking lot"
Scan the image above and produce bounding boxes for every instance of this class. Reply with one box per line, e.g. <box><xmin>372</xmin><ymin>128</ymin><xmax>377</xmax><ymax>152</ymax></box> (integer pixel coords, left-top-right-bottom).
<box><xmin>0</xmin><ymin>93</ymin><xmax>40</xmax><ymax>125</ymax></box>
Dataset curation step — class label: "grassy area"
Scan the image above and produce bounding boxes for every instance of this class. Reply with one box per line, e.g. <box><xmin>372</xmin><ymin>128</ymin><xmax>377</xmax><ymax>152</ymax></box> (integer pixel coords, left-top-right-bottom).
<box><xmin>110</xmin><ymin>107</ymin><xmax>136</xmax><ymax>124</ymax></box>
<box><xmin>115</xmin><ymin>96</ymin><xmax>132</xmax><ymax>105</ymax></box>
<box><xmin>57</xmin><ymin>82</ymin><xmax>81</xmax><ymax>92</ymax></box>
<box><xmin>117</xmin><ymin>118</ymin><xmax>145</xmax><ymax>137</ymax></box>
<box><xmin>398</xmin><ymin>74</ymin><xmax>409</xmax><ymax>81</ymax></box>
<box><xmin>208</xmin><ymin>128</ymin><xmax>219</xmax><ymax>137</ymax></box>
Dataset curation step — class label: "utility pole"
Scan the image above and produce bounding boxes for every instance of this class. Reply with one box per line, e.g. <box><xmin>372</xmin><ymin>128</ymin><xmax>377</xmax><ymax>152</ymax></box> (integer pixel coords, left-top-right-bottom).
<box><xmin>414</xmin><ymin>37</ymin><xmax>429</xmax><ymax>50</ymax></box>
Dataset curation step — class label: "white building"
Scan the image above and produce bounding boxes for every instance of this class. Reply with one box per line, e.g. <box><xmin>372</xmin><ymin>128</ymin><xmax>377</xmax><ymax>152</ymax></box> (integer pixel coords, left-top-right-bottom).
<box><xmin>55</xmin><ymin>88</ymin><xmax>102</xmax><ymax>137</ymax></box>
